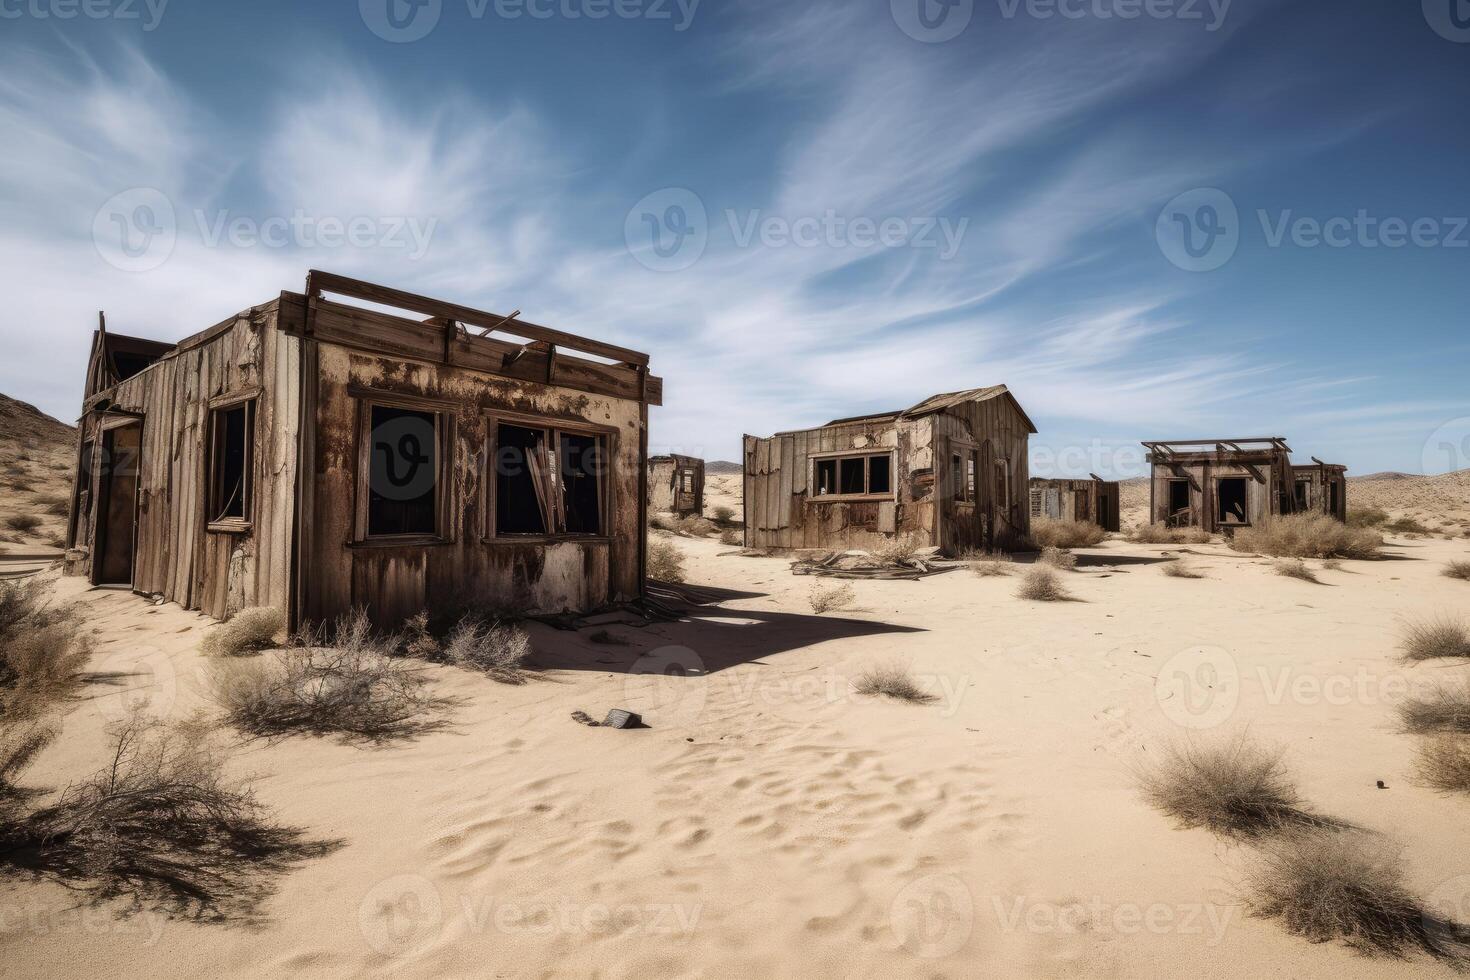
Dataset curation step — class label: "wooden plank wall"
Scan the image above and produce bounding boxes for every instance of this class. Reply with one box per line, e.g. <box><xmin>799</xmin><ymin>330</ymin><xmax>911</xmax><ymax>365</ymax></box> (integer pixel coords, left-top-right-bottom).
<box><xmin>934</xmin><ymin>398</ymin><xmax>1032</xmax><ymax>553</ymax></box>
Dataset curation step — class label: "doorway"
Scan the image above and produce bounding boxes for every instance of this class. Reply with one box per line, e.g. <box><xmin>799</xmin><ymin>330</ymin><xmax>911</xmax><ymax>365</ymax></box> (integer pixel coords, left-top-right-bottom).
<box><xmin>94</xmin><ymin>421</ymin><xmax>142</xmax><ymax>586</ymax></box>
<box><xmin>1167</xmin><ymin>479</ymin><xmax>1191</xmax><ymax>523</ymax></box>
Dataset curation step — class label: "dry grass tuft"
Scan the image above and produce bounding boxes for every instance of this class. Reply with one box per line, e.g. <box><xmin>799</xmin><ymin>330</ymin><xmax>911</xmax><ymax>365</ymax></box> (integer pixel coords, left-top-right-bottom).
<box><xmin>443</xmin><ymin>617</ymin><xmax>531</xmax><ymax>683</ymax></box>
<box><xmin>1444</xmin><ymin>560</ymin><xmax>1470</xmax><ymax>582</ymax></box>
<box><xmin>1138</xmin><ymin>735</ymin><xmax>1314</xmax><ymax>837</ymax></box>
<box><xmin>1383</xmin><ymin>516</ymin><xmax>1433</xmax><ymax>536</ymax></box>
<box><xmin>3</xmin><ymin>514</ymin><xmax>42</xmax><ymax>534</ymax></box>
<box><xmin>0</xmin><ymin>580</ymin><xmax>92</xmax><ymax>722</ymax></box>
<box><xmin>201</xmin><ymin>606</ymin><xmax>285</xmax><ymax>658</ymax></box>
<box><xmin>1400</xmin><ymin>616</ymin><xmax>1470</xmax><ymax>662</ymax></box>
<box><xmin>1231</xmin><ymin>513</ymin><xmax>1382</xmax><ymax>559</ymax></box>
<box><xmin>647</xmin><ymin>537</ymin><xmax>686</xmax><ymax>582</ymax></box>
<box><xmin>1162</xmin><ymin>560</ymin><xmax>1205</xmax><ymax>579</ymax></box>
<box><xmin>1130</xmin><ymin>524</ymin><xmax>1211</xmax><ymax>545</ymax></box>
<box><xmin>711</xmin><ymin>505</ymin><xmax>736</xmax><ymax>522</ymax></box>
<box><xmin>809</xmin><ymin>583</ymin><xmax>856</xmax><ymax>614</ymax></box>
<box><xmin>969</xmin><ymin>553</ymin><xmax>1013</xmax><ymax>577</ymax></box>
<box><xmin>1415</xmin><ymin>736</ymin><xmax>1470</xmax><ymax>794</ymax></box>
<box><xmin>1273</xmin><ymin>559</ymin><xmax>1319</xmax><ymax>583</ymax></box>
<box><xmin>853</xmin><ymin>662</ymin><xmax>935</xmax><ymax>704</ymax></box>
<box><xmin>1038</xmin><ymin>546</ymin><xmax>1077</xmax><ymax>571</ymax></box>
<box><xmin>1031</xmin><ymin>518</ymin><xmax>1105</xmax><ymax>549</ymax></box>
<box><xmin>869</xmin><ymin>540</ymin><xmax>919</xmax><ymax>566</ymax></box>
<box><xmin>718</xmin><ymin>529</ymin><xmax>741</xmax><ymax>546</ymax></box>
<box><xmin>1245</xmin><ymin>828</ymin><xmax>1470</xmax><ymax>961</ymax></box>
<box><xmin>1016</xmin><ymin>566</ymin><xmax>1070</xmax><ymax>601</ymax></box>
<box><xmin>1347</xmin><ymin>507</ymin><xmax>1388</xmax><ymax>528</ymax></box>
<box><xmin>209</xmin><ymin>610</ymin><xmax>440</xmax><ymax>742</ymax></box>
<box><xmin>1398</xmin><ymin>681</ymin><xmax>1470</xmax><ymax>734</ymax></box>
<box><xmin>674</xmin><ymin>515</ymin><xmax>718</xmax><ymax>537</ymax></box>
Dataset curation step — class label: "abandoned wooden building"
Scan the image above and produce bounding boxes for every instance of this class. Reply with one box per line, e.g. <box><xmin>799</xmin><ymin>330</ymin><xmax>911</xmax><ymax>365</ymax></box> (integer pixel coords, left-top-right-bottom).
<box><xmin>1143</xmin><ymin>438</ymin><xmax>1347</xmax><ymax>532</ymax></box>
<box><xmin>648</xmin><ymin>454</ymin><xmax>705</xmax><ymax>517</ymax></box>
<box><xmin>66</xmin><ymin>270</ymin><xmax>662</xmax><ymax>628</ymax></box>
<box><xmin>1029</xmin><ymin>476</ymin><xmax>1121</xmax><ymax>532</ymax></box>
<box><xmin>742</xmin><ymin>387</ymin><xmax>1036</xmax><ymax>554</ymax></box>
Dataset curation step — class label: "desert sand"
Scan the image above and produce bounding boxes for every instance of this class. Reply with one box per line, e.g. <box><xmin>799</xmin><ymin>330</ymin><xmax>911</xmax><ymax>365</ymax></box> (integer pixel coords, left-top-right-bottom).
<box><xmin>3</xmin><ymin>520</ymin><xmax>1469</xmax><ymax>978</ymax></box>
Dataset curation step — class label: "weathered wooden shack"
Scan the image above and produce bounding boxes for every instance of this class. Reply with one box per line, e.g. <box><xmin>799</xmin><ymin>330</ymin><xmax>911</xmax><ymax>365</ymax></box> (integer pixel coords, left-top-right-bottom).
<box><xmin>1029</xmin><ymin>476</ymin><xmax>1120</xmax><ymax>532</ymax></box>
<box><xmin>648</xmin><ymin>454</ymin><xmax>704</xmax><ymax>517</ymax></box>
<box><xmin>1143</xmin><ymin>438</ymin><xmax>1347</xmax><ymax>532</ymax></box>
<box><xmin>66</xmin><ymin>271</ymin><xmax>662</xmax><ymax>628</ymax></box>
<box><xmin>742</xmin><ymin>387</ymin><xmax>1035</xmax><ymax>554</ymax></box>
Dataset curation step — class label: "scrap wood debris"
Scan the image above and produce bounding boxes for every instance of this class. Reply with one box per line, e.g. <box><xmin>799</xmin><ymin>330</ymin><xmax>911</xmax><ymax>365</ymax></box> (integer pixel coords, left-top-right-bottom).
<box><xmin>790</xmin><ymin>549</ymin><xmax>964</xmax><ymax>580</ymax></box>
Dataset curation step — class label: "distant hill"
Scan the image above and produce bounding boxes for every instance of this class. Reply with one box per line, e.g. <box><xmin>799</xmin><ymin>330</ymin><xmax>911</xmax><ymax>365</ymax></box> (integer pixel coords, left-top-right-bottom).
<box><xmin>0</xmin><ymin>393</ymin><xmax>76</xmax><ymax>551</ymax></box>
<box><xmin>706</xmin><ymin>460</ymin><xmax>742</xmax><ymax>475</ymax></box>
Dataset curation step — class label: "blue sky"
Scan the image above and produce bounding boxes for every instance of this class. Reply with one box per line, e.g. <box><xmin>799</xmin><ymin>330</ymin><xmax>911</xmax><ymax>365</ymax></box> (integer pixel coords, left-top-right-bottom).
<box><xmin>2</xmin><ymin>0</ymin><xmax>1467</xmax><ymax>477</ymax></box>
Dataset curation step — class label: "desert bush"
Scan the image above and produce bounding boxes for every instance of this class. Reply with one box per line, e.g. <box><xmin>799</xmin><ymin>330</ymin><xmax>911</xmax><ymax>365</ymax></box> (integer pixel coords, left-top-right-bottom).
<box><xmin>41</xmin><ymin>496</ymin><xmax>69</xmax><ymax>517</ymax></box>
<box><xmin>647</xmin><ymin>538</ymin><xmax>686</xmax><ymax>583</ymax></box>
<box><xmin>1016</xmin><ymin>566</ymin><xmax>1070</xmax><ymax>601</ymax></box>
<box><xmin>853</xmin><ymin>662</ymin><xmax>935</xmax><ymax>704</ymax></box>
<box><xmin>209</xmin><ymin>610</ymin><xmax>437</xmax><ymax>741</ymax></box>
<box><xmin>718</xmin><ymin>529</ymin><xmax>741</xmax><ymax>546</ymax></box>
<box><xmin>711</xmin><ymin>505</ymin><xmax>735</xmax><ymax>522</ymax></box>
<box><xmin>1245</xmin><ymin>828</ymin><xmax>1470</xmax><ymax>960</ymax></box>
<box><xmin>1038</xmin><ymin>546</ymin><xmax>1077</xmax><ymax>571</ymax></box>
<box><xmin>1139</xmin><ymin>735</ymin><xmax>1312</xmax><ymax>837</ymax></box>
<box><xmin>1273</xmin><ymin>559</ymin><xmax>1319</xmax><ymax>583</ymax></box>
<box><xmin>1347</xmin><ymin>507</ymin><xmax>1388</xmax><ymax>528</ymax></box>
<box><xmin>809</xmin><ymin>583</ymin><xmax>855</xmax><ymax>614</ymax></box>
<box><xmin>1130</xmin><ymin>524</ymin><xmax>1210</xmax><ymax>545</ymax></box>
<box><xmin>400</xmin><ymin>611</ymin><xmax>441</xmax><ymax>660</ymax></box>
<box><xmin>969</xmin><ymin>553</ymin><xmax>1013</xmax><ymax>577</ymax></box>
<box><xmin>4</xmin><ymin>514</ymin><xmax>41</xmax><ymax>534</ymax></box>
<box><xmin>1398</xmin><ymin>681</ymin><xmax>1470</xmax><ymax>734</ymax></box>
<box><xmin>1383</xmin><ymin>516</ymin><xmax>1433</xmax><ymax>536</ymax></box>
<box><xmin>0</xmin><ymin>710</ymin><xmax>332</xmax><ymax>920</ymax></box>
<box><xmin>1031</xmin><ymin>518</ymin><xmax>1105</xmax><ymax>549</ymax></box>
<box><xmin>1321</xmin><ymin>558</ymin><xmax>1343</xmax><ymax>571</ymax></box>
<box><xmin>1162</xmin><ymin>560</ymin><xmax>1204</xmax><ymax>579</ymax></box>
<box><xmin>869</xmin><ymin>540</ymin><xmax>918</xmax><ymax>566</ymax></box>
<box><xmin>1416</xmin><ymin>736</ymin><xmax>1470</xmax><ymax>794</ymax></box>
<box><xmin>201</xmin><ymin>606</ymin><xmax>284</xmax><ymax>658</ymax></box>
<box><xmin>0</xmin><ymin>580</ymin><xmax>91</xmax><ymax>722</ymax></box>
<box><xmin>443</xmin><ymin>617</ymin><xmax>531</xmax><ymax>682</ymax></box>
<box><xmin>1444</xmin><ymin>560</ymin><xmax>1470</xmax><ymax>582</ymax></box>
<box><xmin>1400</xmin><ymin>616</ymin><xmax>1470</xmax><ymax>662</ymax></box>
<box><xmin>1230</xmin><ymin>513</ymin><xmax>1381</xmax><ymax>559</ymax></box>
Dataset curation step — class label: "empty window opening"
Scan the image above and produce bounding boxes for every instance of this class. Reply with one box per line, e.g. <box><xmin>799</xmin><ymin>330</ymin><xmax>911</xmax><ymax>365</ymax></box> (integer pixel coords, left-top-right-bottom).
<box><xmin>71</xmin><ymin>438</ymin><xmax>95</xmax><ymax>547</ymax></box>
<box><xmin>1217</xmin><ymin>477</ymin><xmax>1248</xmax><ymax>525</ymax></box>
<box><xmin>208</xmin><ymin>401</ymin><xmax>254</xmax><ymax>525</ymax></box>
<box><xmin>1295</xmin><ymin>479</ymin><xmax>1311</xmax><ymax>510</ymax></box>
<box><xmin>813</xmin><ymin>453</ymin><xmax>893</xmax><ymax>499</ymax></box>
<box><xmin>815</xmin><ymin>459</ymin><xmax>837</xmax><ymax>495</ymax></box>
<box><xmin>495</xmin><ymin>423</ymin><xmax>549</xmax><ymax>535</ymax></box>
<box><xmin>965</xmin><ymin>453</ymin><xmax>977</xmax><ymax>502</ymax></box>
<box><xmin>1329</xmin><ymin>480</ymin><xmax>1340</xmax><ymax>515</ymax></box>
<box><xmin>677</xmin><ymin>469</ymin><xmax>695</xmax><ymax>493</ymax></box>
<box><xmin>839</xmin><ymin>457</ymin><xmax>866</xmax><ymax>495</ymax></box>
<box><xmin>559</xmin><ymin>432</ymin><xmax>604</xmax><ymax>535</ymax></box>
<box><xmin>868</xmin><ymin>454</ymin><xmax>891</xmax><ymax>495</ymax></box>
<box><xmin>368</xmin><ymin>405</ymin><xmax>439</xmax><ymax>536</ymax></box>
<box><xmin>1168</xmin><ymin>479</ymin><xmax>1190</xmax><ymax>517</ymax></box>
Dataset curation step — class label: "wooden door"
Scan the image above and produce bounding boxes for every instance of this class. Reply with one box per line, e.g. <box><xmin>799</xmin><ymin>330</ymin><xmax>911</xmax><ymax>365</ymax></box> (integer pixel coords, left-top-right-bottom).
<box><xmin>94</xmin><ymin>421</ymin><xmax>142</xmax><ymax>586</ymax></box>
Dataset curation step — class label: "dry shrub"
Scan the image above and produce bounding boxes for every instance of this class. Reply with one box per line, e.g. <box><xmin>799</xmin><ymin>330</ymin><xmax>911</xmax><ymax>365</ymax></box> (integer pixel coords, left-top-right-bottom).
<box><xmin>1130</xmin><ymin>524</ymin><xmax>1210</xmax><ymax>545</ymax></box>
<box><xmin>1038</xmin><ymin>546</ymin><xmax>1077</xmax><ymax>571</ymax></box>
<box><xmin>209</xmin><ymin>610</ymin><xmax>438</xmax><ymax>741</ymax></box>
<box><xmin>969</xmin><ymin>553</ymin><xmax>1013</xmax><ymax>577</ymax></box>
<box><xmin>1245</xmin><ymin>828</ymin><xmax>1470</xmax><ymax>961</ymax></box>
<box><xmin>647</xmin><ymin>538</ymin><xmax>686</xmax><ymax>583</ymax></box>
<box><xmin>0</xmin><ymin>710</ymin><xmax>334</xmax><ymax>921</ymax></box>
<box><xmin>401</xmin><ymin>611</ymin><xmax>441</xmax><ymax>660</ymax></box>
<box><xmin>1321</xmin><ymin>558</ymin><xmax>1343</xmax><ymax>571</ymax></box>
<box><xmin>853</xmin><ymin>662</ymin><xmax>935</xmax><ymax>704</ymax></box>
<box><xmin>711</xmin><ymin>505</ymin><xmax>736</xmax><ymax>522</ymax></box>
<box><xmin>718</xmin><ymin>529</ymin><xmax>741</xmax><ymax>546</ymax></box>
<box><xmin>1231</xmin><ymin>513</ymin><xmax>1381</xmax><ymax>559</ymax></box>
<box><xmin>677</xmin><ymin>515</ymin><xmax>718</xmax><ymax>537</ymax></box>
<box><xmin>443</xmin><ymin>617</ymin><xmax>531</xmax><ymax>683</ymax></box>
<box><xmin>1162</xmin><ymin>560</ymin><xmax>1204</xmax><ymax>579</ymax></box>
<box><xmin>1398</xmin><ymin>681</ymin><xmax>1470</xmax><ymax>734</ymax></box>
<box><xmin>42</xmin><ymin>497</ymin><xmax>69</xmax><ymax>517</ymax></box>
<box><xmin>1138</xmin><ymin>735</ymin><xmax>1313</xmax><ymax>837</ymax></box>
<box><xmin>869</xmin><ymin>540</ymin><xmax>918</xmax><ymax>566</ymax></box>
<box><xmin>1031</xmin><ymin>518</ymin><xmax>1105</xmax><ymax>549</ymax></box>
<box><xmin>1400</xmin><ymin>616</ymin><xmax>1470</xmax><ymax>662</ymax></box>
<box><xmin>201</xmin><ymin>606</ymin><xmax>284</xmax><ymax>658</ymax></box>
<box><xmin>1273</xmin><ymin>559</ymin><xmax>1319</xmax><ymax>583</ymax></box>
<box><xmin>1416</xmin><ymin>736</ymin><xmax>1470</xmax><ymax>794</ymax></box>
<box><xmin>1016</xmin><ymin>566</ymin><xmax>1070</xmax><ymax>601</ymax></box>
<box><xmin>1383</xmin><ymin>516</ymin><xmax>1433</xmax><ymax>536</ymax></box>
<box><xmin>4</xmin><ymin>514</ymin><xmax>41</xmax><ymax>534</ymax></box>
<box><xmin>0</xmin><ymin>722</ymin><xmax>55</xmax><ymax>798</ymax></box>
<box><xmin>0</xmin><ymin>580</ymin><xmax>92</xmax><ymax>722</ymax></box>
<box><xmin>1347</xmin><ymin>507</ymin><xmax>1389</xmax><ymax>528</ymax></box>
<box><xmin>1444</xmin><ymin>560</ymin><xmax>1470</xmax><ymax>582</ymax></box>
<box><xmin>810</xmin><ymin>583</ymin><xmax>855</xmax><ymax>614</ymax></box>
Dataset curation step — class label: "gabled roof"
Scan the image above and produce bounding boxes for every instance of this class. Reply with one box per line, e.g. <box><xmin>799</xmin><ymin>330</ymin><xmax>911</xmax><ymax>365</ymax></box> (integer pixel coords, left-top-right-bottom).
<box><xmin>898</xmin><ymin>385</ymin><xmax>1037</xmax><ymax>433</ymax></box>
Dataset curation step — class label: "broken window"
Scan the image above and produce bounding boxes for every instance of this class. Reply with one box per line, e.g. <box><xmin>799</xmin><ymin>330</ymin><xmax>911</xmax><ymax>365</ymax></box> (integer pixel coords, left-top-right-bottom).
<box><xmin>677</xmin><ymin>469</ymin><xmax>695</xmax><ymax>493</ymax></box>
<box><xmin>559</xmin><ymin>432</ymin><xmax>604</xmax><ymax>535</ymax></box>
<box><xmin>71</xmin><ymin>439</ymin><xmax>94</xmax><ymax>547</ymax></box>
<box><xmin>966</xmin><ymin>453</ymin><xmax>977</xmax><ymax>502</ymax></box>
<box><xmin>208</xmin><ymin>401</ymin><xmax>255</xmax><ymax>526</ymax></box>
<box><xmin>1217</xmin><ymin>477</ymin><xmax>1248</xmax><ymax>525</ymax></box>
<box><xmin>495</xmin><ymin>423</ymin><xmax>549</xmax><ymax>535</ymax></box>
<box><xmin>868</xmin><ymin>454</ymin><xmax>891</xmax><ymax>495</ymax></box>
<box><xmin>1168</xmin><ymin>479</ymin><xmax>1191</xmax><ymax>518</ymax></box>
<box><xmin>839</xmin><ymin>457</ymin><xmax>866</xmax><ymax>495</ymax></box>
<box><xmin>812</xmin><ymin>453</ymin><xmax>893</xmax><ymax>499</ymax></box>
<box><xmin>815</xmin><ymin>459</ymin><xmax>838</xmax><ymax>495</ymax></box>
<box><xmin>368</xmin><ymin>405</ymin><xmax>439</xmax><ymax>537</ymax></box>
<box><xmin>493</xmin><ymin>422</ymin><xmax>608</xmax><ymax>536</ymax></box>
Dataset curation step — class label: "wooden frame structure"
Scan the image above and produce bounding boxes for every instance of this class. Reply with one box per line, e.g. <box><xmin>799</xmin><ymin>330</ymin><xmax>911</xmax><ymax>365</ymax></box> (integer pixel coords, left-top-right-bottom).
<box><xmin>648</xmin><ymin>454</ymin><xmax>704</xmax><ymax>517</ymax></box>
<box><xmin>66</xmin><ymin>271</ymin><xmax>662</xmax><ymax>627</ymax></box>
<box><xmin>1029</xmin><ymin>476</ymin><xmax>1121</xmax><ymax>532</ymax></box>
<box><xmin>1143</xmin><ymin>438</ymin><xmax>1346</xmax><ymax>532</ymax></box>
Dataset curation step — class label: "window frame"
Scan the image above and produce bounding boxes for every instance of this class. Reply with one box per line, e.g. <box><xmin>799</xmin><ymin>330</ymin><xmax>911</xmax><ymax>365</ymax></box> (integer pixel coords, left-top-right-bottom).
<box><xmin>483</xmin><ymin>409</ymin><xmax>617</xmax><ymax>543</ymax></box>
<box><xmin>352</xmin><ymin>391</ymin><xmax>455</xmax><ymax>547</ymax></box>
<box><xmin>1215</xmin><ymin>476</ymin><xmax>1251</xmax><ymax>527</ymax></box>
<box><xmin>808</xmin><ymin>448</ymin><xmax>897</xmax><ymax>504</ymax></box>
<box><xmin>950</xmin><ymin>440</ymin><xmax>977</xmax><ymax>504</ymax></box>
<box><xmin>205</xmin><ymin>392</ymin><xmax>258</xmax><ymax>535</ymax></box>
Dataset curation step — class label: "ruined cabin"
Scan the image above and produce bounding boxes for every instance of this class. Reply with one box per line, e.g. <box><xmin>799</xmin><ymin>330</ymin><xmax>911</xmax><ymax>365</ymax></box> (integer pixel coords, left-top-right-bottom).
<box><xmin>1143</xmin><ymin>438</ymin><xmax>1347</xmax><ymax>532</ymax></box>
<box><xmin>742</xmin><ymin>387</ymin><xmax>1036</xmax><ymax>554</ymax></box>
<box><xmin>66</xmin><ymin>271</ymin><xmax>662</xmax><ymax>628</ymax></box>
<box><xmin>647</xmin><ymin>454</ymin><xmax>705</xmax><ymax>517</ymax></box>
<box><xmin>1029</xmin><ymin>476</ymin><xmax>1121</xmax><ymax>532</ymax></box>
